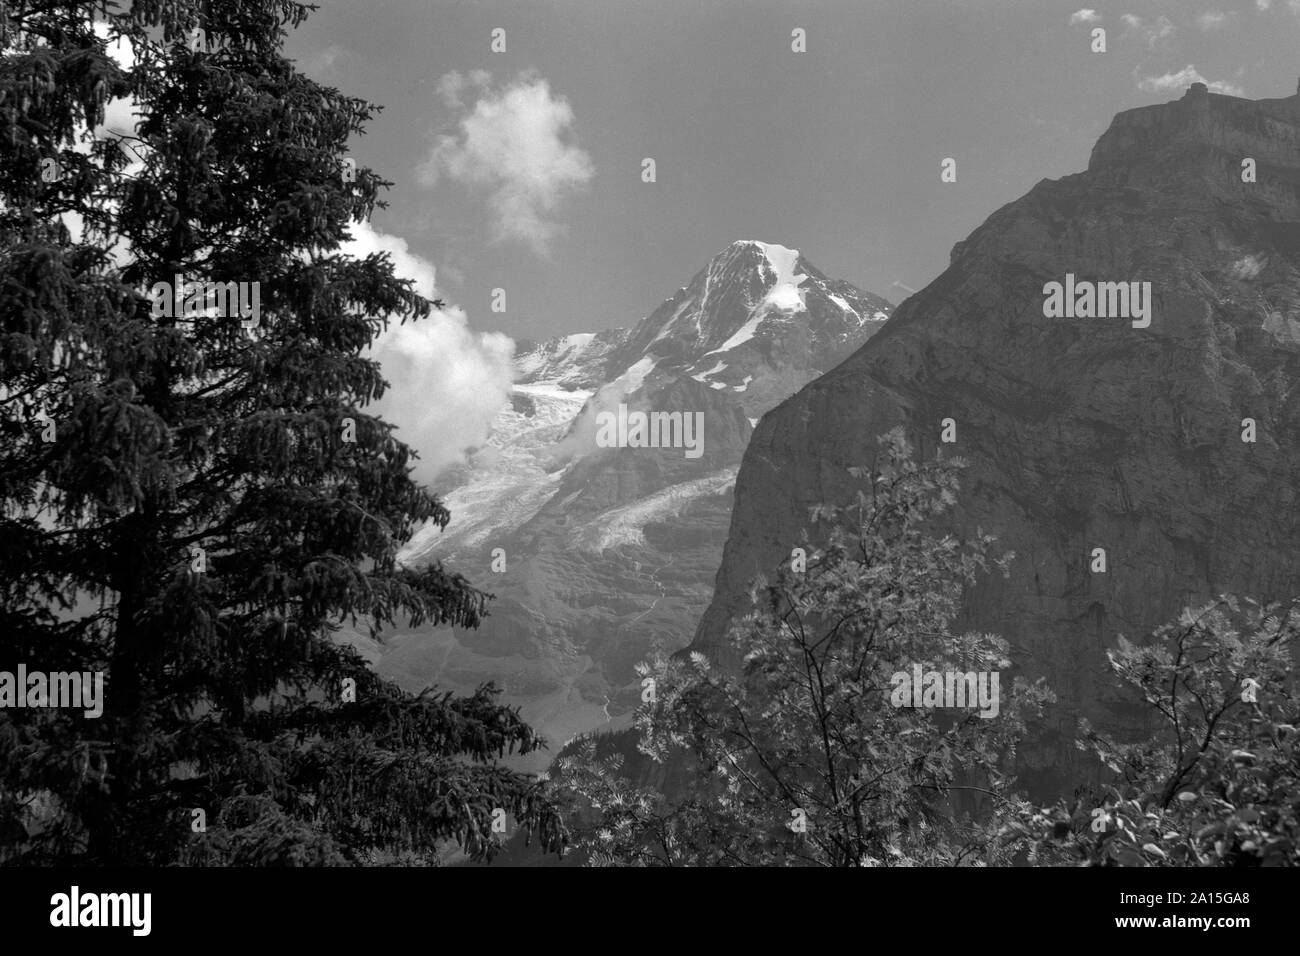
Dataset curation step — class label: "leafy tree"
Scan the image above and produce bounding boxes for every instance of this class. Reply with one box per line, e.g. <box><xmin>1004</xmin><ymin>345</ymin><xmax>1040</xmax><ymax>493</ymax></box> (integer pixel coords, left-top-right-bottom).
<box><xmin>555</xmin><ymin>429</ymin><xmax>1052</xmax><ymax>866</ymax></box>
<box><xmin>0</xmin><ymin>0</ymin><xmax>563</xmax><ymax>864</ymax></box>
<box><xmin>1020</xmin><ymin>596</ymin><xmax>1299</xmax><ymax>867</ymax></box>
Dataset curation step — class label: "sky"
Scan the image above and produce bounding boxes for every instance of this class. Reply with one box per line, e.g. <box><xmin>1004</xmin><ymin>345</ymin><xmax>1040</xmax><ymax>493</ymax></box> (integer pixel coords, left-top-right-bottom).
<box><xmin>210</xmin><ymin>0</ymin><xmax>1300</xmax><ymax>481</ymax></box>
<box><xmin>282</xmin><ymin>0</ymin><xmax>1300</xmax><ymax>348</ymax></box>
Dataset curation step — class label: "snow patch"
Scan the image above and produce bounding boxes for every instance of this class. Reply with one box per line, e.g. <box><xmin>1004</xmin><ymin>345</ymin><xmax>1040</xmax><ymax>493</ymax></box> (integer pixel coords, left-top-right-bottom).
<box><xmin>398</xmin><ymin>379</ymin><xmax>592</xmax><ymax>565</ymax></box>
<box><xmin>706</xmin><ymin>314</ymin><xmax>764</xmax><ymax>355</ymax></box>
<box><xmin>513</xmin><ymin>332</ymin><xmax>604</xmax><ymax>382</ymax></box>
<box><xmin>755</xmin><ymin>242</ymin><xmax>807</xmax><ymax>312</ymax></box>
<box><xmin>705</xmin><ymin>242</ymin><xmax>807</xmax><ymax>356</ymax></box>
<box><xmin>613</xmin><ymin>356</ymin><xmax>656</xmax><ymax>395</ymax></box>
<box><xmin>650</xmin><ymin>296</ymin><xmax>696</xmax><ymax>345</ymax></box>
<box><xmin>513</xmin><ymin>381</ymin><xmax>594</xmax><ymax>404</ymax></box>
<box><xmin>733</xmin><ymin>375</ymin><xmax>753</xmax><ymax>392</ymax></box>
<box><xmin>1231</xmin><ymin>255</ymin><xmax>1266</xmax><ymax>280</ymax></box>
<box><xmin>571</xmin><ymin>469</ymin><xmax>739</xmax><ymax>551</ymax></box>
<box><xmin>692</xmin><ymin>359</ymin><xmax>728</xmax><ymax>382</ymax></box>
<box><xmin>828</xmin><ymin>293</ymin><xmax>855</xmax><ymax>313</ymax></box>
<box><xmin>1262</xmin><ymin>308</ymin><xmax>1300</xmax><ymax>345</ymax></box>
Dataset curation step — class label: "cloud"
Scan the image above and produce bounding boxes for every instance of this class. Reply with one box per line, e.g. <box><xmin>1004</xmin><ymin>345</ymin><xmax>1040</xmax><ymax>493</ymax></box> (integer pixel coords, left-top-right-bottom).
<box><xmin>1146</xmin><ymin>16</ymin><xmax>1175</xmax><ymax>47</ymax></box>
<box><xmin>1257</xmin><ymin>0</ymin><xmax>1271</xmax><ymax>9</ymax></box>
<box><xmin>1196</xmin><ymin>10</ymin><xmax>1235</xmax><ymax>29</ymax></box>
<box><xmin>341</xmin><ymin>220</ymin><xmax>516</xmax><ymax>484</ymax></box>
<box><xmin>1069</xmin><ymin>9</ymin><xmax>1102</xmax><ymax>24</ymax></box>
<box><xmin>1138</xmin><ymin>65</ymin><xmax>1245</xmax><ymax>97</ymax></box>
<box><xmin>1121</xmin><ymin>14</ymin><xmax>1175</xmax><ymax>48</ymax></box>
<box><xmin>77</xmin><ymin>23</ymin><xmax>512</xmax><ymax>486</ymax></box>
<box><xmin>434</xmin><ymin>69</ymin><xmax>492</xmax><ymax>111</ymax></box>
<box><xmin>419</xmin><ymin>71</ymin><xmax>594</xmax><ymax>256</ymax></box>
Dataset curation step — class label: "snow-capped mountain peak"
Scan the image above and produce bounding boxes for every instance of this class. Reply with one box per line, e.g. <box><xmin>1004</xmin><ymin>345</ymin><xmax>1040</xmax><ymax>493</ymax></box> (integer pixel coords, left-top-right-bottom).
<box><xmin>513</xmin><ymin>241</ymin><xmax>894</xmax><ymax>399</ymax></box>
<box><xmin>387</xmin><ymin>241</ymin><xmax>893</xmax><ymax>772</ymax></box>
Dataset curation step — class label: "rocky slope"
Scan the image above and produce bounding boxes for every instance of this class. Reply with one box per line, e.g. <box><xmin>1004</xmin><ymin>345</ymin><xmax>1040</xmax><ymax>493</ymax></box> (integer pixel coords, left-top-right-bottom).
<box><xmin>370</xmin><ymin>242</ymin><xmax>892</xmax><ymax>770</ymax></box>
<box><xmin>692</xmin><ymin>83</ymin><xmax>1300</xmax><ymax>796</ymax></box>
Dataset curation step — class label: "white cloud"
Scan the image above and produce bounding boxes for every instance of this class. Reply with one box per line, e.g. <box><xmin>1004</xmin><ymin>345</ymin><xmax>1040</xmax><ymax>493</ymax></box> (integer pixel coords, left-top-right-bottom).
<box><xmin>1070</xmin><ymin>9</ymin><xmax>1102</xmax><ymax>24</ymax></box>
<box><xmin>434</xmin><ymin>69</ymin><xmax>492</xmax><ymax>111</ymax></box>
<box><xmin>1257</xmin><ymin>0</ymin><xmax>1271</xmax><ymax>10</ymax></box>
<box><xmin>342</xmin><ymin>220</ymin><xmax>516</xmax><ymax>483</ymax></box>
<box><xmin>1138</xmin><ymin>65</ymin><xmax>1245</xmax><ymax>97</ymax></box>
<box><xmin>1196</xmin><ymin>10</ymin><xmax>1235</xmax><ymax>29</ymax></box>
<box><xmin>420</xmin><ymin>71</ymin><xmax>594</xmax><ymax>256</ymax></box>
<box><xmin>1147</xmin><ymin>16</ymin><xmax>1175</xmax><ymax>46</ymax></box>
<box><xmin>1123</xmin><ymin>14</ymin><xmax>1175</xmax><ymax>47</ymax></box>
<box><xmin>81</xmin><ymin>23</ymin><xmax>513</xmax><ymax>485</ymax></box>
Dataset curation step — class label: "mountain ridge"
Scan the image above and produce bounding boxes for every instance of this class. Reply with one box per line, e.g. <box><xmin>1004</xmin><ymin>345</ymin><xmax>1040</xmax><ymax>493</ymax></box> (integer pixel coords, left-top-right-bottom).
<box><xmin>372</xmin><ymin>241</ymin><xmax>893</xmax><ymax>769</ymax></box>
<box><xmin>691</xmin><ymin>84</ymin><xmax>1300</xmax><ymax>796</ymax></box>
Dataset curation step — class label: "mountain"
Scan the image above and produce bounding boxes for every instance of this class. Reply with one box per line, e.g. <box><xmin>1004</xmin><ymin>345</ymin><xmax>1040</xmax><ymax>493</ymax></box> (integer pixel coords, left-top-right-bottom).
<box><xmin>692</xmin><ymin>83</ymin><xmax>1300</xmax><ymax>796</ymax></box>
<box><xmin>512</xmin><ymin>328</ymin><xmax>631</xmax><ymax>390</ymax></box>
<box><xmin>369</xmin><ymin>241</ymin><xmax>892</xmax><ymax>770</ymax></box>
<box><xmin>514</xmin><ymin>240</ymin><xmax>892</xmax><ymax>413</ymax></box>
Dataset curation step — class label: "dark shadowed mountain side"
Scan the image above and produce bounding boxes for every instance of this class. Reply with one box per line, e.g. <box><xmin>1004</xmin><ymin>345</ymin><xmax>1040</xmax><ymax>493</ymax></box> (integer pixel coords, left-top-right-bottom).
<box><xmin>692</xmin><ymin>83</ymin><xmax>1300</xmax><ymax>798</ymax></box>
<box><xmin>350</xmin><ymin>242</ymin><xmax>892</xmax><ymax>772</ymax></box>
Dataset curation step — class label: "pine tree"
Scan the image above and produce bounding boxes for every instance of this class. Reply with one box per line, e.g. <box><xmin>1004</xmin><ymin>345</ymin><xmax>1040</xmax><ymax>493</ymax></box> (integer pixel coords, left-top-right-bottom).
<box><xmin>0</xmin><ymin>0</ymin><xmax>564</xmax><ymax>865</ymax></box>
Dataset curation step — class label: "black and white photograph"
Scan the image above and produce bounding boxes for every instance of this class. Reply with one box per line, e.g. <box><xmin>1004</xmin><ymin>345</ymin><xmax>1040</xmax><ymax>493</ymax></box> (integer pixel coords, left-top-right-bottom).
<box><xmin>0</xmin><ymin>0</ymin><xmax>1292</xmax><ymax>938</ymax></box>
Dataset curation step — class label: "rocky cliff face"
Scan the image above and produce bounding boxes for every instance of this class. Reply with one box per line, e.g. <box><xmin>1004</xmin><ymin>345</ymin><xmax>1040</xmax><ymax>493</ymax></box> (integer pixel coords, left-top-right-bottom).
<box><xmin>693</xmin><ymin>85</ymin><xmax>1300</xmax><ymax>795</ymax></box>
<box><xmin>369</xmin><ymin>242</ymin><xmax>891</xmax><ymax>770</ymax></box>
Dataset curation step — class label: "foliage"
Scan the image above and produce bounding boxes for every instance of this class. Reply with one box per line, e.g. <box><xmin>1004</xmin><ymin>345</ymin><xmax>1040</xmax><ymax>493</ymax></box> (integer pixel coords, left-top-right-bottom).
<box><xmin>556</xmin><ymin>428</ymin><xmax>1053</xmax><ymax>865</ymax></box>
<box><xmin>0</xmin><ymin>0</ymin><xmax>562</xmax><ymax>864</ymax></box>
<box><xmin>1017</xmin><ymin>596</ymin><xmax>1299</xmax><ymax>866</ymax></box>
